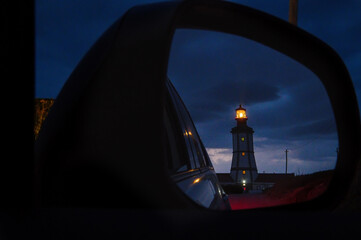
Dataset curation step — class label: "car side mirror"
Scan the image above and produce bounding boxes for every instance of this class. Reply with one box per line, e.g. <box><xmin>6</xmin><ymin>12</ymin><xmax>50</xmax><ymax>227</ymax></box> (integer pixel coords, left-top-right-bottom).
<box><xmin>34</xmin><ymin>0</ymin><xmax>360</xmax><ymax>211</ymax></box>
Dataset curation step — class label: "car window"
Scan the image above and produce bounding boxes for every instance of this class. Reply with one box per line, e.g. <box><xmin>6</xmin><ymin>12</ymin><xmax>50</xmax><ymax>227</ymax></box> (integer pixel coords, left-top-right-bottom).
<box><xmin>166</xmin><ymin>80</ymin><xmax>208</xmax><ymax>169</ymax></box>
<box><xmin>166</xmin><ymin>81</ymin><xmax>197</xmax><ymax>169</ymax></box>
<box><xmin>163</xmin><ymin>91</ymin><xmax>190</xmax><ymax>174</ymax></box>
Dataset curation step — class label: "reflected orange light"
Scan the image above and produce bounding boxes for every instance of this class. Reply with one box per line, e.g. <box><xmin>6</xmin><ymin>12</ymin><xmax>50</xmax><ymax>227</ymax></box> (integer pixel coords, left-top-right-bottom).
<box><xmin>193</xmin><ymin>178</ymin><xmax>201</xmax><ymax>184</ymax></box>
<box><xmin>184</xmin><ymin>130</ymin><xmax>192</xmax><ymax>136</ymax></box>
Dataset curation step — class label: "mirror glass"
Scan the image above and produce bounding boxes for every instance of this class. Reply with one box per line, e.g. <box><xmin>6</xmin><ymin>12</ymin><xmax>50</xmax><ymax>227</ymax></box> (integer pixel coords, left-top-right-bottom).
<box><xmin>166</xmin><ymin>29</ymin><xmax>338</xmax><ymax>210</ymax></box>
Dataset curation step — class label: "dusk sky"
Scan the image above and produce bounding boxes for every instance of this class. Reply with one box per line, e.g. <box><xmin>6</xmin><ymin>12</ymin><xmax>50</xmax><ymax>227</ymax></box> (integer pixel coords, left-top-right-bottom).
<box><xmin>36</xmin><ymin>0</ymin><xmax>361</xmax><ymax>174</ymax></box>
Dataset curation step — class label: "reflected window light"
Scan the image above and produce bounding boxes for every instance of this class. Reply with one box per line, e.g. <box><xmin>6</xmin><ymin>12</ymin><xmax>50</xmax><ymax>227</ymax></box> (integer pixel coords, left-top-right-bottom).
<box><xmin>193</xmin><ymin>178</ymin><xmax>201</xmax><ymax>184</ymax></box>
<box><xmin>184</xmin><ymin>130</ymin><xmax>192</xmax><ymax>136</ymax></box>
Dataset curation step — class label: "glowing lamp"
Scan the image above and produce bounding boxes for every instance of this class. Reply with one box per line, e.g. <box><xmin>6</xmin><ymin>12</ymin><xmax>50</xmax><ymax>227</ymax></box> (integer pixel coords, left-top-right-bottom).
<box><xmin>193</xmin><ymin>178</ymin><xmax>201</xmax><ymax>184</ymax></box>
<box><xmin>235</xmin><ymin>104</ymin><xmax>247</xmax><ymax>120</ymax></box>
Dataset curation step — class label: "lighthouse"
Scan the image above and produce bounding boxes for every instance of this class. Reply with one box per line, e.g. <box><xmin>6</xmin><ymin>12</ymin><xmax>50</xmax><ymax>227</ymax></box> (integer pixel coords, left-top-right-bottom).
<box><xmin>230</xmin><ymin>104</ymin><xmax>258</xmax><ymax>190</ymax></box>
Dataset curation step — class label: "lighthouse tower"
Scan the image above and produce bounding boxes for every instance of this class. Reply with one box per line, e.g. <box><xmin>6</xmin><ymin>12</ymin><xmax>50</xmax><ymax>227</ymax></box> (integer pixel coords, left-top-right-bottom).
<box><xmin>230</xmin><ymin>104</ymin><xmax>258</xmax><ymax>190</ymax></box>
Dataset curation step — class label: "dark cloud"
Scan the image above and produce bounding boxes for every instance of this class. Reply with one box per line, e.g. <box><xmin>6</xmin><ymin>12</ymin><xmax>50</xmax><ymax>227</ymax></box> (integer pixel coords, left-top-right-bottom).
<box><xmin>205</xmin><ymin>81</ymin><xmax>280</xmax><ymax>106</ymax></box>
<box><xmin>168</xmin><ymin>28</ymin><xmax>321</xmax><ymax>131</ymax></box>
<box><xmin>180</xmin><ymin>80</ymin><xmax>280</xmax><ymax>123</ymax></box>
<box><xmin>168</xmin><ymin>28</ymin><xmax>337</xmax><ymax>153</ymax></box>
<box><xmin>287</xmin><ymin>119</ymin><xmax>337</xmax><ymax>138</ymax></box>
<box><xmin>168</xmin><ymin>29</ymin><xmax>315</xmax><ymax>93</ymax></box>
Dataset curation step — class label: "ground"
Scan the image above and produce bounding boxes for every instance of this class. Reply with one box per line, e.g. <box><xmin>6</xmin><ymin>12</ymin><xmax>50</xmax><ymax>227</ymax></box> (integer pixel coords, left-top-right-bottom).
<box><xmin>228</xmin><ymin>170</ymin><xmax>333</xmax><ymax>210</ymax></box>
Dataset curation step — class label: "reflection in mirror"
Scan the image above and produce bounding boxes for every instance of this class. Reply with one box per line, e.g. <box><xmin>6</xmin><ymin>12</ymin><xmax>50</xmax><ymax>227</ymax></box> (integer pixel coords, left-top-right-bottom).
<box><xmin>166</xmin><ymin>29</ymin><xmax>337</xmax><ymax>210</ymax></box>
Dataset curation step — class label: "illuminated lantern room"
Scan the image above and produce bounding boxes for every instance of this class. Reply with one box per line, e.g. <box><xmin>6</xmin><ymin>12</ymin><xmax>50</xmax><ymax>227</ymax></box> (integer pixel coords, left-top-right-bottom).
<box><xmin>235</xmin><ymin>104</ymin><xmax>248</xmax><ymax>121</ymax></box>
